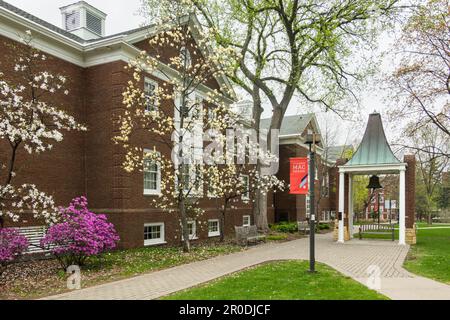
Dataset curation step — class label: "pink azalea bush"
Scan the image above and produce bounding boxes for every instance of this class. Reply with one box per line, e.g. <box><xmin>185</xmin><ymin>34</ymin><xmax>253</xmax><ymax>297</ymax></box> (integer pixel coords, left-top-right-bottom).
<box><xmin>41</xmin><ymin>196</ymin><xmax>119</xmax><ymax>269</ymax></box>
<box><xmin>0</xmin><ymin>228</ymin><xmax>29</xmax><ymax>276</ymax></box>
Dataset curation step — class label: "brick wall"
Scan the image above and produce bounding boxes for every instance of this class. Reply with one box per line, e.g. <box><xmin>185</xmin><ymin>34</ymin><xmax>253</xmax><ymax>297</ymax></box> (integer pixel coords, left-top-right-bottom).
<box><xmin>274</xmin><ymin>144</ymin><xmax>335</xmax><ymax>223</ymax></box>
<box><xmin>404</xmin><ymin>155</ymin><xmax>416</xmax><ymax>228</ymax></box>
<box><xmin>0</xmin><ymin>34</ymin><xmax>254</xmax><ymax>248</ymax></box>
<box><xmin>0</xmin><ymin>35</ymin><xmax>86</xmax><ymax>227</ymax></box>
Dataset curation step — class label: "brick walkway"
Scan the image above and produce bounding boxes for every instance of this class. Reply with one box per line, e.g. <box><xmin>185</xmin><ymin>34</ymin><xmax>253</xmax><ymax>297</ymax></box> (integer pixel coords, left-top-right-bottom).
<box><xmin>44</xmin><ymin>233</ymin><xmax>450</xmax><ymax>300</ymax></box>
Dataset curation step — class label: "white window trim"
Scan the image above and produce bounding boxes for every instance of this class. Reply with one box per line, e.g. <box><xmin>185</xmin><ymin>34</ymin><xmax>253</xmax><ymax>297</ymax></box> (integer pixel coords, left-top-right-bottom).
<box><xmin>208</xmin><ymin>219</ymin><xmax>220</xmax><ymax>237</ymax></box>
<box><xmin>242</xmin><ymin>215</ymin><xmax>251</xmax><ymax>227</ymax></box>
<box><xmin>144</xmin><ymin>77</ymin><xmax>159</xmax><ymax>112</ymax></box>
<box><xmin>240</xmin><ymin>174</ymin><xmax>250</xmax><ymax>201</ymax></box>
<box><xmin>143</xmin><ymin>149</ymin><xmax>161</xmax><ymax>196</ymax></box>
<box><xmin>144</xmin><ymin>222</ymin><xmax>166</xmax><ymax>246</ymax></box>
<box><xmin>182</xmin><ymin>220</ymin><xmax>198</xmax><ymax>240</ymax></box>
<box><xmin>177</xmin><ymin>164</ymin><xmax>204</xmax><ymax>198</ymax></box>
<box><xmin>180</xmin><ymin>46</ymin><xmax>192</xmax><ymax>69</ymax></box>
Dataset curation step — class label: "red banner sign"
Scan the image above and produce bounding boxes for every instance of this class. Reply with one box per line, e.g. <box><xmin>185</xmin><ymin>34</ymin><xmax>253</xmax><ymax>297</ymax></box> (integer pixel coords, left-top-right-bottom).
<box><xmin>290</xmin><ymin>158</ymin><xmax>308</xmax><ymax>194</ymax></box>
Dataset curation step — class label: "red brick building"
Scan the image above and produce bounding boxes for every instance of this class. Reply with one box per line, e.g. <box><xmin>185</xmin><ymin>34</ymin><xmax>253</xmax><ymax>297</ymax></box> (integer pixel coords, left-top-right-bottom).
<box><xmin>0</xmin><ymin>1</ymin><xmax>337</xmax><ymax>249</ymax></box>
<box><xmin>261</xmin><ymin>114</ymin><xmax>337</xmax><ymax>223</ymax></box>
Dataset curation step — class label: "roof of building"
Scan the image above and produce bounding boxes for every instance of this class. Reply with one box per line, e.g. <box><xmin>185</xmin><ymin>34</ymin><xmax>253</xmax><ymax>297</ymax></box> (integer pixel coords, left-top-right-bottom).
<box><xmin>0</xmin><ymin>1</ymin><xmax>236</xmax><ymax>100</ymax></box>
<box><xmin>260</xmin><ymin>114</ymin><xmax>314</xmax><ymax>136</ymax></box>
<box><xmin>326</xmin><ymin>145</ymin><xmax>354</xmax><ymax>163</ymax></box>
<box><xmin>0</xmin><ymin>0</ymin><xmax>86</xmax><ymax>42</ymax></box>
<box><xmin>0</xmin><ymin>0</ymin><xmax>151</xmax><ymax>44</ymax></box>
<box><xmin>344</xmin><ymin>113</ymin><xmax>400</xmax><ymax>166</ymax></box>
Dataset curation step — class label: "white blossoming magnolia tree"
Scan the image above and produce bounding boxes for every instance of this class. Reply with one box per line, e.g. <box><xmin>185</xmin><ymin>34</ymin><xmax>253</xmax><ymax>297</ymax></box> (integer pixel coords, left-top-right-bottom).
<box><xmin>0</xmin><ymin>32</ymin><xmax>86</xmax><ymax>226</ymax></box>
<box><xmin>116</xmin><ymin>0</ymin><xmax>280</xmax><ymax>251</ymax></box>
<box><xmin>206</xmin><ymin>160</ymin><xmax>284</xmax><ymax>242</ymax></box>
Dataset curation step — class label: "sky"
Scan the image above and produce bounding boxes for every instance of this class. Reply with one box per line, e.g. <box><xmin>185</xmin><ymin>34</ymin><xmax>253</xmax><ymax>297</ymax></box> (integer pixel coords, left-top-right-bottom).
<box><xmin>4</xmin><ymin>0</ymin><xmax>403</xmax><ymax>149</ymax></box>
<box><xmin>5</xmin><ymin>0</ymin><xmax>145</xmax><ymax>35</ymax></box>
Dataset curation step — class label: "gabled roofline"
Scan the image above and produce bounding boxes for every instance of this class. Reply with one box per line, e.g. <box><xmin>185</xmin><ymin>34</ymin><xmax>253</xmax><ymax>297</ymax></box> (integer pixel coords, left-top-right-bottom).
<box><xmin>0</xmin><ymin>1</ymin><xmax>236</xmax><ymax>101</ymax></box>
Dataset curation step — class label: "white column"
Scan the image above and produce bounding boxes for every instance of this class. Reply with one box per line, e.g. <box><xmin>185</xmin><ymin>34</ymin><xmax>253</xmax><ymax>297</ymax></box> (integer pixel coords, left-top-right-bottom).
<box><xmin>348</xmin><ymin>174</ymin><xmax>354</xmax><ymax>238</ymax></box>
<box><xmin>338</xmin><ymin>171</ymin><xmax>345</xmax><ymax>243</ymax></box>
<box><xmin>399</xmin><ymin>169</ymin><xmax>406</xmax><ymax>245</ymax></box>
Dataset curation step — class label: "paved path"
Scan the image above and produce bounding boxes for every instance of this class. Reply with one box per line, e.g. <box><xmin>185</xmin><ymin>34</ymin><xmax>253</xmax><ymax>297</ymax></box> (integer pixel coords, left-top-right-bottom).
<box><xmin>45</xmin><ymin>234</ymin><xmax>450</xmax><ymax>300</ymax></box>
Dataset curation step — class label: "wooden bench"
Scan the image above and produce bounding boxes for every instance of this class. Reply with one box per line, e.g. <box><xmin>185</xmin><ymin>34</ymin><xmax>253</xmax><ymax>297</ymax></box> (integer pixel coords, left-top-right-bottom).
<box><xmin>235</xmin><ymin>225</ymin><xmax>266</xmax><ymax>246</ymax></box>
<box><xmin>297</xmin><ymin>221</ymin><xmax>310</xmax><ymax>234</ymax></box>
<box><xmin>359</xmin><ymin>224</ymin><xmax>395</xmax><ymax>241</ymax></box>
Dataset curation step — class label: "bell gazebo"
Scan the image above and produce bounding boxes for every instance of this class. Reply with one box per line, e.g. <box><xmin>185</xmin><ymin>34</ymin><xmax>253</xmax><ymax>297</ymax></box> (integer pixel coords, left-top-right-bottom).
<box><xmin>335</xmin><ymin>113</ymin><xmax>416</xmax><ymax>245</ymax></box>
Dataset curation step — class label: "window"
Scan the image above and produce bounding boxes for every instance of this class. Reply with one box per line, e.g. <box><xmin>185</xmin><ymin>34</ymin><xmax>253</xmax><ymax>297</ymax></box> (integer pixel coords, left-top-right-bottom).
<box><xmin>241</xmin><ymin>175</ymin><xmax>250</xmax><ymax>200</ymax></box>
<box><xmin>180</xmin><ymin>46</ymin><xmax>192</xmax><ymax>69</ymax></box>
<box><xmin>143</xmin><ymin>150</ymin><xmax>161</xmax><ymax>195</ymax></box>
<box><xmin>208</xmin><ymin>106</ymin><xmax>217</xmax><ymax>121</ymax></box>
<box><xmin>208</xmin><ymin>219</ymin><xmax>220</xmax><ymax>237</ymax></box>
<box><xmin>187</xmin><ymin>220</ymin><xmax>197</xmax><ymax>240</ymax></box>
<box><xmin>144</xmin><ymin>78</ymin><xmax>158</xmax><ymax>112</ymax></box>
<box><xmin>179</xmin><ymin>164</ymin><xmax>203</xmax><ymax>196</ymax></box>
<box><xmin>243</xmin><ymin>215</ymin><xmax>251</xmax><ymax>227</ymax></box>
<box><xmin>144</xmin><ymin>223</ymin><xmax>165</xmax><ymax>246</ymax></box>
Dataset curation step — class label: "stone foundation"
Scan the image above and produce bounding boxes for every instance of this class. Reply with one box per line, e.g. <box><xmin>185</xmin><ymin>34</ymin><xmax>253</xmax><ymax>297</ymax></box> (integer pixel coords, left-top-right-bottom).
<box><xmin>406</xmin><ymin>225</ymin><xmax>417</xmax><ymax>245</ymax></box>
<box><xmin>333</xmin><ymin>220</ymin><xmax>350</xmax><ymax>241</ymax></box>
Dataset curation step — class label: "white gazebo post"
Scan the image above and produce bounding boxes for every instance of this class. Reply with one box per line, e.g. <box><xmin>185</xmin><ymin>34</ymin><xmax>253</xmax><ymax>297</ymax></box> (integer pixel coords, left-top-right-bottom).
<box><xmin>338</xmin><ymin>171</ymin><xmax>345</xmax><ymax>243</ymax></box>
<box><xmin>348</xmin><ymin>174</ymin><xmax>354</xmax><ymax>238</ymax></box>
<box><xmin>399</xmin><ymin>168</ymin><xmax>406</xmax><ymax>245</ymax></box>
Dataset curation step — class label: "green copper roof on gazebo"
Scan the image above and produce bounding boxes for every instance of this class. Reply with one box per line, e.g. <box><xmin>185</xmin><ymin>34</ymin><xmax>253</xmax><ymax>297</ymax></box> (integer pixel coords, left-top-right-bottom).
<box><xmin>344</xmin><ymin>113</ymin><xmax>400</xmax><ymax>166</ymax></box>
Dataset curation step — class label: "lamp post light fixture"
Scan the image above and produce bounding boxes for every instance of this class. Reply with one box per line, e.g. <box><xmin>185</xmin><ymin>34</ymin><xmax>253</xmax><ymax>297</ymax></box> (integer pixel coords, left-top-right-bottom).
<box><xmin>305</xmin><ymin>130</ymin><xmax>321</xmax><ymax>273</ymax></box>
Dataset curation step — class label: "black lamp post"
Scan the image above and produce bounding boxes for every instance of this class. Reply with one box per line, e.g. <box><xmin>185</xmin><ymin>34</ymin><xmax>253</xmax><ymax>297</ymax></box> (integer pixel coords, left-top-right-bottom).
<box><xmin>305</xmin><ymin>130</ymin><xmax>321</xmax><ymax>273</ymax></box>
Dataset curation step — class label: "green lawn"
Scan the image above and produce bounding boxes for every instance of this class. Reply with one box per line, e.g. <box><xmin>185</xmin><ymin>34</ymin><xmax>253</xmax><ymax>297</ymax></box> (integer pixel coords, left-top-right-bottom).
<box><xmin>404</xmin><ymin>227</ymin><xmax>450</xmax><ymax>285</ymax></box>
<box><xmin>0</xmin><ymin>243</ymin><xmax>241</xmax><ymax>300</ymax></box>
<box><xmin>415</xmin><ymin>222</ymin><xmax>450</xmax><ymax>228</ymax></box>
<box><xmin>355</xmin><ymin>222</ymin><xmax>450</xmax><ymax>240</ymax></box>
<box><xmin>164</xmin><ymin>260</ymin><xmax>388</xmax><ymax>300</ymax></box>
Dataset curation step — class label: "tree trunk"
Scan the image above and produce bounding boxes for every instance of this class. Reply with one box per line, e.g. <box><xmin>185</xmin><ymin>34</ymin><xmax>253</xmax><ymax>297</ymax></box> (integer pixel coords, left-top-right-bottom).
<box><xmin>255</xmin><ymin>190</ymin><xmax>268</xmax><ymax>231</ymax></box>
<box><xmin>219</xmin><ymin>199</ymin><xmax>228</xmax><ymax>242</ymax></box>
<box><xmin>251</xmin><ymin>87</ymin><xmax>269</xmax><ymax>232</ymax></box>
<box><xmin>179</xmin><ymin>198</ymin><xmax>190</xmax><ymax>252</ymax></box>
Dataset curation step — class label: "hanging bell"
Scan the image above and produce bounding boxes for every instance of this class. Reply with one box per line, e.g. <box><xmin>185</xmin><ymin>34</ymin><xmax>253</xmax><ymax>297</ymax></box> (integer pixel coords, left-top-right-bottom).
<box><xmin>367</xmin><ymin>175</ymin><xmax>382</xmax><ymax>189</ymax></box>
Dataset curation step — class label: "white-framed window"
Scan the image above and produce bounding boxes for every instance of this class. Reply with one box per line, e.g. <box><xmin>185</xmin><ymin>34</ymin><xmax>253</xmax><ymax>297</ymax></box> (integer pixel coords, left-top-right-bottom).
<box><xmin>207</xmin><ymin>183</ymin><xmax>218</xmax><ymax>198</ymax></box>
<box><xmin>144</xmin><ymin>77</ymin><xmax>158</xmax><ymax>112</ymax></box>
<box><xmin>143</xmin><ymin>150</ymin><xmax>161</xmax><ymax>195</ymax></box>
<box><xmin>144</xmin><ymin>222</ymin><xmax>165</xmax><ymax>246</ymax></box>
<box><xmin>240</xmin><ymin>175</ymin><xmax>250</xmax><ymax>200</ymax></box>
<box><xmin>208</xmin><ymin>106</ymin><xmax>217</xmax><ymax>121</ymax></box>
<box><xmin>185</xmin><ymin>220</ymin><xmax>197</xmax><ymax>240</ymax></box>
<box><xmin>242</xmin><ymin>215</ymin><xmax>251</xmax><ymax>227</ymax></box>
<box><xmin>179</xmin><ymin>163</ymin><xmax>203</xmax><ymax>197</ymax></box>
<box><xmin>180</xmin><ymin>46</ymin><xmax>192</xmax><ymax>69</ymax></box>
<box><xmin>208</xmin><ymin>219</ymin><xmax>220</xmax><ymax>237</ymax></box>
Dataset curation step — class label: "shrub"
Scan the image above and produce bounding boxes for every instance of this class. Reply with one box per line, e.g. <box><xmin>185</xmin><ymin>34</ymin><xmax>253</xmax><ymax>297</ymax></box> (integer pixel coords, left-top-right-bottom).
<box><xmin>267</xmin><ymin>234</ymin><xmax>288</xmax><ymax>241</ymax></box>
<box><xmin>41</xmin><ymin>196</ymin><xmax>120</xmax><ymax>269</ymax></box>
<box><xmin>270</xmin><ymin>222</ymin><xmax>298</xmax><ymax>233</ymax></box>
<box><xmin>318</xmin><ymin>223</ymin><xmax>330</xmax><ymax>230</ymax></box>
<box><xmin>0</xmin><ymin>228</ymin><xmax>29</xmax><ymax>276</ymax></box>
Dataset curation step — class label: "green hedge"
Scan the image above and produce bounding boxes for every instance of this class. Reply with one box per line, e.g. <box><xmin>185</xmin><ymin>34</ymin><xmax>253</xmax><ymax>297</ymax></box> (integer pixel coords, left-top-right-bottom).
<box><xmin>270</xmin><ymin>222</ymin><xmax>298</xmax><ymax>233</ymax></box>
